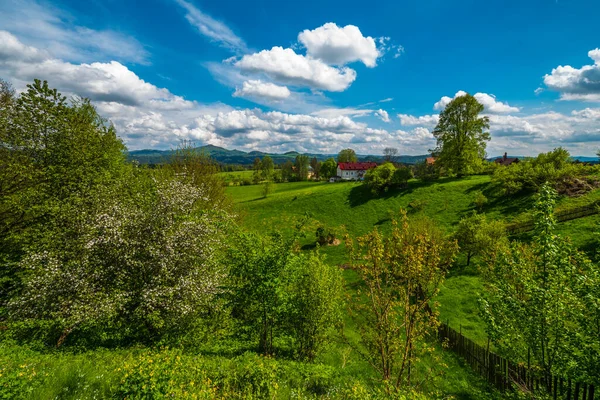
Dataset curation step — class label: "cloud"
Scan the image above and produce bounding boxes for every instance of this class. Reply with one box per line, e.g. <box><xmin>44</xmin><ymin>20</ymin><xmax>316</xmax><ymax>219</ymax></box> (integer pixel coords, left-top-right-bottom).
<box><xmin>395</xmin><ymin>107</ymin><xmax>600</xmax><ymax>156</ymax></box>
<box><xmin>233</xmin><ymin>80</ymin><xmax>291</xmax><ymax>101</ymax></box>
<box><xmin>298</xmin><ymin>23</ymin><xmax>380</xmax><ymax>67</ymax></box>
<box><xmin>394</xmin><ymin>127</ymin><xmax>436</xmax><ymax>153</ymax></box>
<box><xmin>398</xmin><ymin>113</ymin><xmax>439</xmax><ymax>128</ymax></box>
<box><xmin>234</xmin><ymin>46</ymin><xmax>357</xmax><ymax>92</ymax></box>
<box><xmin>173</xmin><ymin>0</ymin><xmax>247</xmax><ymax>53</ymax></box>
<box><xmin>311</xmin><ymin>107</ymin><xmax>374</xmax><ymax>118</ymax></box>
<box><xmin>543</xmin><ymin>49</ymin><xmax>600</xmax><ymax>102</ymax></box>
<box><xmin>433</xmin><ymin>90</ymin><xmax>519</xmax><ymax>113</ymax></box>
<box><xmin>375</xmin><ymin>109</ymin><xmax>391</xmax><ymax>122</ymax></box>
<box><xmin>0</xmin><ymin>0</ymin><xmax>149</xmax><ymax>64</ymax></box>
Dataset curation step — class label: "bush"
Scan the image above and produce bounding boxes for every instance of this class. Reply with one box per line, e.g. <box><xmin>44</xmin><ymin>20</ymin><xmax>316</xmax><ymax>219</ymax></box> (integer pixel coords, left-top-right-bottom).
<box><xmin>316</xmin><ymin>226</ymin><xmax>336</xmax><ymax>246</ymax></box>
<box><xmin>413</xmin><ymin>161</ymin><xmax>439</xmax><ymax>181</ymax></box>
<box><xmin>472</xmin><ymin>191</ymin><xmax>488</xmax><ymax>212</ymax></box>
<box><xmin>9</xmin><ymin>176</ymin><xmax>231</xmax><ymax>346</ymax></box>
<box><xmin>492</xmin><ymin>148</ymin><xmax>596</xmax><ymax>195</ymax></box>
<box><xmin>364</xmin><ymin>163</ymin><xmax>396</xmax><ymax>194</ymax></box>
<box><xmin>227</xmin><ymin>232</ymin><xmax>343</xmax><ymax>359</ymax></box>
<box><xmin>392</xmin><ymin>166</ymin><xmax>413</xmax><ymax>188</ymax></box>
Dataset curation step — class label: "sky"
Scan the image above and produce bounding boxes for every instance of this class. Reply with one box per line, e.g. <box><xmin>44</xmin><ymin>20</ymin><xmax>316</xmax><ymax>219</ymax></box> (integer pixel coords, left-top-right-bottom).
<box><xmin>1</xmin><ymin>0</ymin><xmax>600</xmax><ymax>156</ymax></box>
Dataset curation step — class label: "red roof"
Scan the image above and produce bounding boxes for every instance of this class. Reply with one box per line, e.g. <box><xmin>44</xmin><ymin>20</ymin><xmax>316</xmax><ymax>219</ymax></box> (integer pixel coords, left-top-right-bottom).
<box><xmin>426</xmin><ymin>157</ymin><xmax>436</xmax><ymax>165</ymax></box>
<box><xmin>338</xmin><ymin>162</ymin><xmax>378</xmax><ymax>171</ymax></box>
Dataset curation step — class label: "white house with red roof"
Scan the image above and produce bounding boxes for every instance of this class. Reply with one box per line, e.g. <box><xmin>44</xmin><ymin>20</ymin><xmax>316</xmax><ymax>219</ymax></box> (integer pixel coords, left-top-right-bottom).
<box><xmin>336</xmin><ymin>162</ymin><xmax>378</xmax><ymax>180</ymax></box>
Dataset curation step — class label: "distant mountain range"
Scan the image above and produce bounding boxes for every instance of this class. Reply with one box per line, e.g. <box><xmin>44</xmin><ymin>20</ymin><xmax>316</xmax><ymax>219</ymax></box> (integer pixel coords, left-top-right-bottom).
<box><xmin>127</xmin><ymin>145</ymin><xmax>430</xmax><ymax>166</ymax></box>
<box><xmin>127</xmin><ymin>146</ymin><xmax>599</xmax><ymax>166</ymax></box>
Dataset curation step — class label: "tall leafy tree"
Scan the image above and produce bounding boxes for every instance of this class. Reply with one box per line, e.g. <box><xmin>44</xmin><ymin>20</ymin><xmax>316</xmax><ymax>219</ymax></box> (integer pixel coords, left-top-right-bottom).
<box><xmin>260</xmin><ymin>155</ymin><xmax>275</xmax><ymax>180</ymax></box>
<box><xmin>295</xmin><ymin>154</ymin><xmax>310</xmax><ymax>181</ymax></box>
<box><xmin>320</xmin><ymin>158</ymin><xmax>338</xmax><ymax>179</ymax></box>
<box><xmin>309</xmin><ymin>156</ymin><xmax>320</xmax><ymax>179</ymax></box>
<box><xmin>431</xmin><ymin>93</ymin><xmax>490</xmax><ymax>176</ymax></box>
<box><xmin>337</xmin><ymin>148</ymin><xmax>358</xmax><ymax>163</ymax></box>
<box><xmin>1</xmin><ymin>80</ymin><xmax>126</xmax><ymax>314</ymax></box>
<box><xmin>281</xmin><ymin>160</ymin><xmax>294</xmax><ymax>182</ymax></box>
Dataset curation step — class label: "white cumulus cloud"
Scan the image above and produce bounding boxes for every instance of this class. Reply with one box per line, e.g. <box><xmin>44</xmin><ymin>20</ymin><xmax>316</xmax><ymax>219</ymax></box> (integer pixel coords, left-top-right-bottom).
<box><xmin>398</xmin><ymin>113</ymin><xmax>439</xmax><ymax>128</ymax></box>
<box><xmin>543</xmin><ymin>49</ymin><xmax>600</xmax><ymax>102</ymax></box>
<box><xmin>433</xmin><ymin>90</ymin><xmax>519</xmax><ymax>113</ymax></box>
<box><xmin>298</xmin><ymin>23</ymin><xmax>380</xmax><ymax>67</ymax></box>
<box><xmin>234</xmin><ymin>46</ymin><xmax>357</xmax><ymax>92</ymax></box>
<box><xmin>233</xmin><ymin>80</ymin><xmax>291</xmax><ymax>101</ymax></box>
<box><xmin>375</xmin><ymin>109</ymin><xmax>391</xmax><ymax>122</ymax></box>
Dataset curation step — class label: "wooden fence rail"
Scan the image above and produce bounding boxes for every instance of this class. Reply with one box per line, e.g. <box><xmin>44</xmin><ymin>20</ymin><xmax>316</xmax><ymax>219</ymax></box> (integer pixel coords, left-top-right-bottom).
<box><xmin>438</xmin><ymin>323</ymin><xmax>595</xmax><ymax>399</ymax></box>
<box><xmin>506</xmin><ymin>201</ymin><xmax>600</xmax><ymax>235</ymax></box>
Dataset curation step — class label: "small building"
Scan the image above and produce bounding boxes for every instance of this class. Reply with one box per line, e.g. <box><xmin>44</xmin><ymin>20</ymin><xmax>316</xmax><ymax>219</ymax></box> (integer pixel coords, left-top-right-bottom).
<box><xmin>337</xmin><ymin>162</ymin><xmax>378</xmax><ymax>180</ymax></box>
<box><xmin>425</xmin><ymin>157</ymin><xmax>436</xmax><ymax>165</ymax></box>
<box><xmin>495</xmin><ymin>153</ymin><xmax>519</xmax><ymax>166</ymax></box>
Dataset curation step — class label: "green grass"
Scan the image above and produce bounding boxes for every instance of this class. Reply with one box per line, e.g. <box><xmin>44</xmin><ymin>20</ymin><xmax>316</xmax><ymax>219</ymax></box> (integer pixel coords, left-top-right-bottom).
<box><xmin>218</xmin><ymin>170</ymin><xmax>254</xmax><ymax>185</ymax></box>
<box><xmin>227</xmin><ymin>176</ymin><xmax>600</xmax><ymax>348</ymax></box>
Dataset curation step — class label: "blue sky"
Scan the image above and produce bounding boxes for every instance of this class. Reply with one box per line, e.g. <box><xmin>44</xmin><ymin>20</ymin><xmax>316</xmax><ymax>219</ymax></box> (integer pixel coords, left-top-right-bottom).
<box><xmin>1</xmin><ymin>0</ymin><xmax>600</xmax><ymax>156</ymax></box>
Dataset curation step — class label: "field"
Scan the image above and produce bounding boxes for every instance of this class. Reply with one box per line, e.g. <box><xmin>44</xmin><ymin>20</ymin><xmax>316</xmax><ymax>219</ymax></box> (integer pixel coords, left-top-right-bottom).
<box><xmin>226</xmin><ymin>175</ymin><xmax>600</xmax><ymax>346</ymax></box>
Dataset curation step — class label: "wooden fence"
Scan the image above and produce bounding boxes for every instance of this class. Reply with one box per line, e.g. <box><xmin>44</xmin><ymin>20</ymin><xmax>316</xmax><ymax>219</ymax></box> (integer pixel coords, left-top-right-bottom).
<box><xmin>506</xmin><ymin>201</ymin><xmax>600</xmax><ymax>235</ymax></box>
<box><xmin>438</xmin><ymin>323</ymin><xmax>596</xmax><ymax>399</ymax></box>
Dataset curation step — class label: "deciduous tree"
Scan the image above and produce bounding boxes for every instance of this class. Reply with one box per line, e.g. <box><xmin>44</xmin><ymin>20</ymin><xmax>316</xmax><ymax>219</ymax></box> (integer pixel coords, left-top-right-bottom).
<box><xmin>337</xmin><ymin>148</ymin><xmax>357</xmax><ymax>163</ymax></box>
<box><xmin>320</xmin><ymin>158</ymin><xmax>338</xmax><ymax>179</ymax></box>
<box><xmin>346</xmin><ymin>213</ymin><xmax>458</xmax><ymax>391</ymax></box>
<box><xmin>383</xmin><ymin>147</ymin><xmax>399</xmax><ymax>163</ymax></box>
<box><xmin>431</xmin><ymin>93</ymin><xmax>490</xmax><ymax>177</ymax></box>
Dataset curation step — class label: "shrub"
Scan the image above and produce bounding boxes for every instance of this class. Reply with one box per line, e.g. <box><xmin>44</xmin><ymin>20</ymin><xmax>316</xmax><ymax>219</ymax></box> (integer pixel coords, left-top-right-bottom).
<box><xmin>413</xmin><ymin>161</ymin><xmax>439</xmax><ymax>181</ymax></box>
<box><xmin>392</xmin><ymin>166</ymin><xmax>413</xmax><ymax>188</ymax></box>
<box><xmin>472</xmin><ymin>191</ymin><xmax>488</xmax><ymax>212</ymax></box>
<box><xmin>9</xmin><ymin>176</ymin><xmax>231</xmax><ymax>346</ymax></box>
<box><xmin>316</xmin><ymin>226</ymin><xmax>336</xmax><ymax>246</ymax></box>
<box><xmin>492</xmin><ymin>148</ymin><xmax>595</xmax><ymax>195</ymax></box>
<box><xmin>364</xmin><ymin>163</ymin><xmax>396</xmax><ymax>194</ymax></box>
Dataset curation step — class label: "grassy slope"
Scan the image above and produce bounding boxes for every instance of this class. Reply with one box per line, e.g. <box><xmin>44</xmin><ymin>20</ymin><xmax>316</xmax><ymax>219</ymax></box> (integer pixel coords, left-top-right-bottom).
<box><xmin>227</xmin><ymin>176</ymin><xmax>600</xmax><ymax>347</ymax></box>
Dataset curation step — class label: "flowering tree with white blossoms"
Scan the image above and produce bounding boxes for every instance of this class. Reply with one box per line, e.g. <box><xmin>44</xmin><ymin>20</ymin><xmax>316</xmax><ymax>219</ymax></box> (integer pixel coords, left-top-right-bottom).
<box><xmin>10</xmin><ymin>175</ymin><xmax>231</xmax><ymax>346</ymax></box>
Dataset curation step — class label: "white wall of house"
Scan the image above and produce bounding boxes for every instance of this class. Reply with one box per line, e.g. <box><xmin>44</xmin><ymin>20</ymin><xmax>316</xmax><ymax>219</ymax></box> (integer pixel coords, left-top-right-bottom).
<box><xmin>337</xmin><ymin>167</ymin><xmax>360</xmax><ymax>180</ymax></box>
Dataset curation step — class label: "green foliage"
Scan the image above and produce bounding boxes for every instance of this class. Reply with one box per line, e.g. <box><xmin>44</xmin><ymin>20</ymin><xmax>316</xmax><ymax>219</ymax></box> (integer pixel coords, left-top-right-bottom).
<box><xmin>364</xmin><ymin>163</ymin><xmax>396</xmax><ymax>194</ymax></box>
<box><xmin>432</xmin><ymin>93</ymin><xmax>490</xmax><ymax>177</ymax></box>
<box><xmin>9</xmin><ymin>174</ymin><xmax>231</xmax><ymax>346</ymax></box>
<box><xmin>0</xmin><ymin>79</ymin><xmax>126</xmax><ymax>319</ymax></box>
<box><xmin>392</xmin><ymin>166</ymin><xmax>413</xmax><ymax>188</ymax></box>
<box><xmin>282</xmin><ymin>252</ymin><xmax>343</xmax><ymax>360</ymax></box>
<box><xmin>227</xmin><ymin>231</ymin><xmax>343</xmax><ymax>359</ymax></box>
<box><xmin>262</xmin><ymin>180</ymin><xmax>274</xmax><ymax>198</ymax></box>
<box><xmin>413</xmin><ymin>161</ymin><xmax>439</xmax><ymax>181</ymax></box>
<box><xmin>492</xmin><ymin>148</ymin><xmax>594</xmax><ymax>195</ymax></box>
<box><xmin>480</xmin><ymin>184</ymin><xmax>600</xmax><ymax>383</ymax></box>
<box><xmin>169</xmin><ymin>140</ymin><xmax>231</xmax><ymax>210</ymax></box>
<box><xmin>281</xmin><ymin>160</ymin><xmax>294</xmax><ymax>182</ymax></box>
<box><xmin>472</xmin><ymin>191</ymin><xmax>488</xmax><ymax>212</ymax></box>
<box><xmin>310</xmin><ymin>156</ymin><xmax>321</xmax><ymax>179</ymax></box>
<box><xmin>316</xmin><ymin>226</ymin><xmax>337</xmax><ymax>246</ymax></box>
<box><xmin>320</xmin><ymin>158</ymin><xmax>338</xmax><ymax>179</ymax></box>
<box><xmin>452</xmin><ymin>213</ymin><xmax>506</xmax><ymax>267</ymax></box>
<box><xmin>337</xmin><ymin>148</ymin><xmax>358</xmax><ymax>163</ymax></box>
<box><xmin>346</xmin><ymin>213</ymin><xmax>458</xmax><ymax>391</ymax></box>
<box><xmin>295</xmin><ymin>154</ymin><xmax>310</xmax><ymax>181</ymax></box>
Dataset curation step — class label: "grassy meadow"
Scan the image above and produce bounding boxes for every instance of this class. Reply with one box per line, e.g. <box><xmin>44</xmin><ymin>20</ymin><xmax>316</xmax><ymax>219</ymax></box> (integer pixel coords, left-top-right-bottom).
<box><xmin>226</xmin><ymin>175</ymin><xmax>600</xmax><ymax>347</ymax></box>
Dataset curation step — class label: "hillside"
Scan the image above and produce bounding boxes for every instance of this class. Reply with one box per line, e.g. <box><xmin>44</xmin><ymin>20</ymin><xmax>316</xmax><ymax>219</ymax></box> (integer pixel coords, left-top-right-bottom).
<box><xmin>226</xmin><ymin>176</ymin><xmax>600</xmax><ymax>346</ymax></box>
<box><xmin>127</xmin><ymin>145</ymin><xmax>431</xmax><ymax>165</ymax></box>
